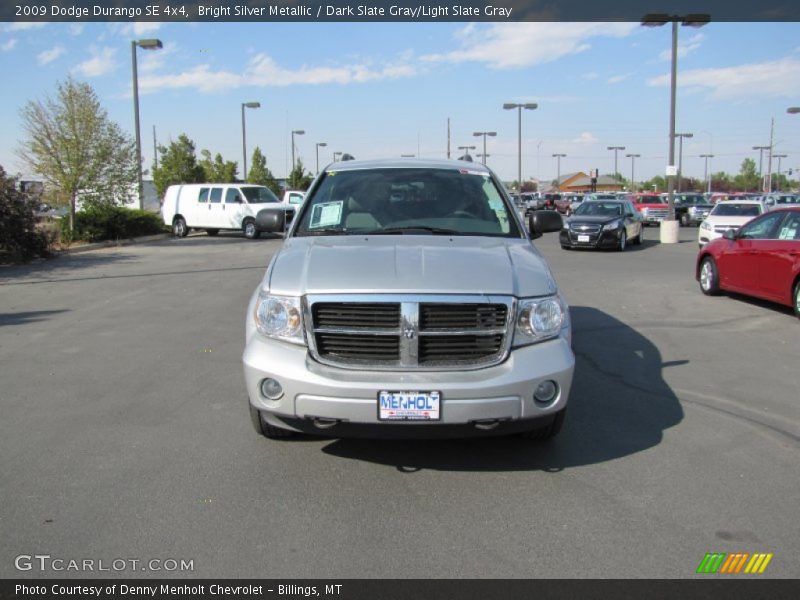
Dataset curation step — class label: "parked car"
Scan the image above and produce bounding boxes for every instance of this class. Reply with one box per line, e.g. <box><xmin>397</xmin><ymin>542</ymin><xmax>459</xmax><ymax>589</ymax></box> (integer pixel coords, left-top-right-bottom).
<box><xmin>698</xmin><ymin>200</ymin><xmax>765</xmax><ymax>247</ymax></box>
<box><xmin>627</xmin><ymin>193</ymin><xmax>668</xmax><ymax>226</ymax></box>
<box><xmin>161</xmin><ymin>183</ymin><xmax>296</xmax><ymax>239</ymax></box>
<box><xmin>243</xmin><ymin>158</ymin><xmax>573</xmax><ymax>440</ymax></box>
<box><xmin>674</xmin><ymin>193</ymin><xmax>713</xmax><ymax>227</ymax></box>
<box><xmin>542</xmin><ymin>193</ymin><xmax>561</xmax><ymax>210</ymax></box>
<box><xmin>522</xmin><ymin>192</ymin><xmax>544</xmax><ymax>213</ymax></box>
<box><xmin>559</xmin><ymin>198</ymin><xmax>643</xmax><ymax>251</ymax></box>
<box><xmin>282</xmin><ymin>190</ymin><xmax>306</xmax><ymax>206</ymax></box>
<box><xmin>760</xmin><ymin>193</ymin><xmax>799</xmax><ymax>211</ymax></box>
<box><xmin>696</xmin><ymin>207</ymin><xmax>800</xmax><ymax>318</ymax></box>
<box><xmin>565</xmin><ymin>194</ymin><xmax>585</xmax><ymax>216</ymax></box>
<box><xmin>555</xmin><ymin>194</ymin><xmax>579</xmax><ymax>214</ymax></box>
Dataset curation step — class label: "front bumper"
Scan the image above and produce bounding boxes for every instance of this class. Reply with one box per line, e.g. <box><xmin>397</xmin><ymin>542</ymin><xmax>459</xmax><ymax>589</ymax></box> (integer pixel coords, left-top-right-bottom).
<box><xmin>243</xmin><ymin>332</ymin><xmax>574</xmax><ymax>438</ymax></box>
<box><xmin>559</xmin><ymin>228</ymin><xmax>622</xmax><ymax>249</ymax></box>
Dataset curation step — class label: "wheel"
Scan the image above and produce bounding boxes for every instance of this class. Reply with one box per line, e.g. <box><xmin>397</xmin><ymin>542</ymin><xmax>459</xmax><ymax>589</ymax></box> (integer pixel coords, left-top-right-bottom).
<box><xmin>793</xmin><ymin>280</ymin><xmax>800</xmax><ymax>319</ymax></box>
<box><xmin>519</xmin><ymin>409</ymin><xmax>566</xmax><ymax>441</ymax></box>
<box><xmin>249</xmin><ymin>405</ymin><xmax>295</xmax><ymax>439</ymax></box>
<box><xmin>172</xmin><ymin>216</ymin><xmax>188</xmax><ymax>238</ymax></box>
<box><xmin>243</xmin><ymin>219</ymin><xmax>261</xmax><ymax>239</ymax></box>
<box><xmin>618</xmin><ymin>230</ymin><xmax>627</xmax><ymax>251</ymax></box>
<box><xmin>699</xmin><ymin>256</ymin><xmax>721</xmax><ymax>296</ymax></box>
<box><xmin>206</xmin><ymin>229</ymin><xmax>219</xmax><ymax>237</ymax></box>
<box><xmin>681</xmin><ymin>213</ymin><xmax>690</xmax><ymax>227</ymax></box>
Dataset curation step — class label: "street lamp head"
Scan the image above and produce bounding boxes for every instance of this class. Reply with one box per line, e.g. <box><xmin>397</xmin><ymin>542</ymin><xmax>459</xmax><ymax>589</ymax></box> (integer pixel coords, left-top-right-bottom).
<box><xmin>682</xmin><ymin>14</ymin><xmax>711</xmax><ymax>27</ymax></box>
<box><xmin>243</xmin><ymin>101</ymin><xmax>260</xmax><ymax>109</ymax></box>
<box><xmin>641</xmin><ymin>13</ymin><xmax>669</xmax><ymax>26</ymax></box>
<box><xmin>502</xmin><ymin>103</ymin><xmax>518</xmax><ymax>110</ymax></box>
<box><xmin>136</xmin><ymin>39</ymin><xmax>163</xmax><ymax>50</ymax></box>
<box><xmin>487</xmin><ymin>131</ymin><xmax>497</xmax><ymax>137</ymax></box>
<box><xmin>293</xmin><ymin>130</ymin><xmax>305</xmax><ymax>135</ymax></box>
<box><xmin>787</xmin><ymin>107</ymin><xmax>800</xmax><ymax>114</ymax></box>
<box><xmin>626</xmin><ymin>153</ymin><xmax>641</xmax><ymax>158</ymax></box>
<box><xmin>317</xmin><ymin>142</ymin><xmax>327</xmax><ymax>148</ymax></box>
<box><xmin>523</xmin><ymin>103</ymin><xmax>538</xmax><ymax>110</ymax></box>
<box><xmin>607</xmin><ymin>146</ymin><xmax>626</xmax><ymax>150</ymax></box>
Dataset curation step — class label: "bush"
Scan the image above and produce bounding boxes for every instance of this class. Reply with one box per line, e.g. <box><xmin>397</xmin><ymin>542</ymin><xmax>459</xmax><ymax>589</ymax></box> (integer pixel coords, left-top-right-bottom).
<box><xmin>0</xmin><ymin>166</ymin><xmax>49</xmax><ymax>262</ymax></box>
<box><xmin>62</xmin><ymin>205</ymin><xmax>166</xmax><ymax>242</ymax></box>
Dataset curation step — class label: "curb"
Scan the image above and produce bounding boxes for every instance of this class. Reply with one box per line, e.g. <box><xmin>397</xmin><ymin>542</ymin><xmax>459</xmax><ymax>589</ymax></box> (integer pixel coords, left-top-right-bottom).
<box><xmin>60</xmin><ymin>233</ymin><xmax>172</xmax><ymax>254</ymax></box>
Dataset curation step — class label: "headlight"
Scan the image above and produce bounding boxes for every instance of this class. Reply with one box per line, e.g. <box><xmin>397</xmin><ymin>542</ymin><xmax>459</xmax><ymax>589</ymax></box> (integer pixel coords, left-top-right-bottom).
<box><xmin>602</xmin><ymin>220</ymin><xmax>622</xmax><ymax>231</ymax></box>
<box><xmin>700</xmin><ymin>221</ymin><xmax>712</xmax><ymax>231</ymax></box>
<box><xmin>642</xmin><ymin>207</ymin><xmax>649</xmax><ymax>216</ymax></box>
<box><xmin>254</xmin><ymin>292</ymin><xmax>305</xmax><ymax>345</ymax></box>
<box><xmin>514</xmin><ymin>296</ymin><xmax>565</xmax><ymax>347</ymax></box>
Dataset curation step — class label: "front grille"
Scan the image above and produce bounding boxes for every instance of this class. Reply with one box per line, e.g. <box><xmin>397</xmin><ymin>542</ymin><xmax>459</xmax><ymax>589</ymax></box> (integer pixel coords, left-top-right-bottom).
<box><xmin>645</xmin><ymin>208</ymin><xmax>668</xmax><ymax>219</ymax></box>
<box><xmin>307</xmin><ymin>296</ymin><xmax>512</xmax><ymax>370</ymax></box>
<box><xmin>570</xmin><ymin>223</ymin><xmax>601</xmax><ymax>233</ymax></box>
<box><xmin>714</xmin><ymin>225</ymin><xmax>738</xmax><ymax>233</ymax></box>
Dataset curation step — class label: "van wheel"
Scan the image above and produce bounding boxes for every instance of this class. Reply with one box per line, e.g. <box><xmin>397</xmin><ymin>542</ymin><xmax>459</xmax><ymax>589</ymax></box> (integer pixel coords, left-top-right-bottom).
<box><xmin>243</xmin><ymin>219</ymin><xmax>260</xmax><ymax>239</ymax></box>
<box><xmin>172</xmin><ymin>216</ymin><xmax>188</xmax><ymax>238</ymax></box>
<box><xmin>519</xmin><ymin>409</ymin><xmax>566</xmax><ymax>441</ymax></box>
<box><xmin>249</xmin><ymin>405</ymin><xmax>295</xmax><ymax>439</ymax></box>
<box><xmin>206</xmin><ymin>229</ymin><xmax>219</xmax><ymax>237</ymax></box>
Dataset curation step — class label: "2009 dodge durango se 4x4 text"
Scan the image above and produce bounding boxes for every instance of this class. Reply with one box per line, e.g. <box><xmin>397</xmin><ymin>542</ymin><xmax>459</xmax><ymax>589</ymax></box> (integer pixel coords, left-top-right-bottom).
<box><xmin>243</xmin><ymin>159</ymin><xmax>575</xmax><ymax>440</ymax></box>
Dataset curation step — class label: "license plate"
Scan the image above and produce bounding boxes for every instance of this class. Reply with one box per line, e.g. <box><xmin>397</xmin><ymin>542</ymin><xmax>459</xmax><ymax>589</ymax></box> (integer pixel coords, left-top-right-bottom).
<box><xmin>577</xmin><ymin>234</ymin><xmax>590</xmax><ymax>242</ymax></box>
<box><xmin>378</xmin><ymin>391</ymin><xmax>440</xmax><ymax>421</ymax></box>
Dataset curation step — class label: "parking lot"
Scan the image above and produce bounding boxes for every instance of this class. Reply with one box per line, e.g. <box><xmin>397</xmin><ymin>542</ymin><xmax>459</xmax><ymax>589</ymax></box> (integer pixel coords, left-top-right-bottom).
<box><xmin>1</xmin><ymin>226</ymin><xmax>798</xmax><ymax>578</ymax></box>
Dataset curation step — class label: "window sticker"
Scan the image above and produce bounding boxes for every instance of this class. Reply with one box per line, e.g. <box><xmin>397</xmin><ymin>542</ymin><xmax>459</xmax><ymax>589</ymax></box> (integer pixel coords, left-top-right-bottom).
<box><xmin>488</xmin><ymin>199</ymin><xmax>504</xmax><ymax>210</ymax></box>
<box><xmin>309</xmin><ymin>201</ymin><xmax>343</xmax><ymax>229</ymax></box>
<box><xmin>778</xmin><ymin>225</ymin><xmax>797</xmax><ymax>240</ymax></box>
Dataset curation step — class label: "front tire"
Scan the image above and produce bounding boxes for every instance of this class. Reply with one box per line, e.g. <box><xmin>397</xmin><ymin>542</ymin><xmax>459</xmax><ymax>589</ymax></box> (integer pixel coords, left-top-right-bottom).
<box><xmin>172</xmin><ymin>216</ymin><xmax>188</xmax><ymax>238</ymax></box>
<box><xmin>793</xmin><ymin>281</ymin><xmax>800</xmax><ymax>319</ymax></box>
<box><xmin>699</xmin><ymin>256</ymin><xmax>721</xmax><ymax>296</ymax></box>
<box><xmin>249</xmin><ymin>405</ymin><xmax>295</xmax><ymax>439</ymax></box>
<box><xmin>243</xmin><ymin>219</ymin><xmax>260</xmax><ymax>240</ymax></box>
<box><xmin>618</xmin><ymin>230</ymin><xmax>627</xmax><ymax>251</ymax></box>
<box><xmin>519</xmin><ymin>409</ymin><xmax>566</xmax><ymax>441</ymax></box>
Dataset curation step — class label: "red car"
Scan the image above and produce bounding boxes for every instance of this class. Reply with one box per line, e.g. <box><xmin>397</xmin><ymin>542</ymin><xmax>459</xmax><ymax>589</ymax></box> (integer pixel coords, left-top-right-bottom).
<box><xmin>696</xmin><ymin>207</ymin><xmax>800</xmax><ymax>318</ymax></box>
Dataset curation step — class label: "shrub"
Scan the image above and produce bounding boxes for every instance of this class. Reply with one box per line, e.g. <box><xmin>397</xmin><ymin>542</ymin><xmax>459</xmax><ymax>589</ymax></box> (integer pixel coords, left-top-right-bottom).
<box><xmin>61</xmin><ymin>205</ymin><xmax>166</xmax><ymax>242</ymax></box>
<box><xmin>0</xmin><ymin>166</ymin><xmax>49</xmax><ymax>262</ymax></box>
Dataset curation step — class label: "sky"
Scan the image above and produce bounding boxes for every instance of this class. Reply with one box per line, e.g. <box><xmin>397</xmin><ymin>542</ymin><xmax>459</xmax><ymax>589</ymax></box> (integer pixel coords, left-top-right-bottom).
<box><xmin>1</xmin><ymin>20</ymin><xmax>800</xmax><ymax>186</ymax></box>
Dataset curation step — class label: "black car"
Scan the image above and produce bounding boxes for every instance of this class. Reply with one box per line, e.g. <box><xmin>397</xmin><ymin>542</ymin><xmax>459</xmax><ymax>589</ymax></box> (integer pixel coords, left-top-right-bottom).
<box><xmin>674</xmin><ymin>193</ymin><xmax>713</xmax><ymax>227</ymax></box>
<box><xmin>559</xmin><ymin>199</ymin><xmax>643</xmax><ymax>251</ymax></box>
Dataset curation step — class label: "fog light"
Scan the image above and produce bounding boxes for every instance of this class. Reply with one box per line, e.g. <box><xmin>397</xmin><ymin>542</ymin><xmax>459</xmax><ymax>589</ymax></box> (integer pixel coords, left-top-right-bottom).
<box><xmin>534</xmin><ymin>380</ymin><xmax>558</xmax><ymax>404</ymax></box>
<box><xmin>260</xmin><ymin>378</ymin><xmax>283</xmax><ymax>400</ymax></box>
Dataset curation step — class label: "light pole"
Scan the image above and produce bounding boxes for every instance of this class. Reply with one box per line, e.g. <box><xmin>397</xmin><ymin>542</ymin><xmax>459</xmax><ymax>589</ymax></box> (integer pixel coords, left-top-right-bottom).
<box><xmin>675</xmin><ymin>132</ymin><xmax>693</xmax><ymax>192</ymax></box>
<box><xmin>753</xmin><ymin>145</ymin><xmax>770</xmax><ymax>189</ymax></box>
<box><xmin>473</xmin><ymin>131</ymin><xmax>496</xmax><ymax>165</ymax></box>
<box><xmin>607</xmin><ymin>146</ymin><xmax>626</xmax><ymax>181</ymax></box>
<box><xmin>773</xmin><ymin>154</ymin><xmax>788</xmax><ymax>191</ymax></box>
<box><xmin>625</xmin><ymin>153</ymin><xmax>640</xmax><ymax>191</ymax></box>
<box><xmin>642</xmin><ymin>13</ymin><xmax>709</xmax><ymax>229</ymax></box>
<box><xmin>504</xmin><ymin>102</ymin><xmax>538</xmax><ymax>192</ymax></box>
<box><xmin>241</xmin><ymin>101</ymin><xmax>260</xmax><ymax>180</ymax></box>
<box><xmin>333</xmin><ymin>151</ymin><xmax>342</xmax><ymax>162</ymax></box>
<box><xmin>290</xmin><ymin>129</ymin><xmax>305</xmax><ymax>174</ymax></box>
<box><xmin>131</xmin><ymin>38</ymin><xmax>162</xmax><ymax>210</ymax></box>
<box><xmin>315</xmin><ymin>142</ymin><xmax>327</xmax><ymax>175</ymax></box>
<box><xmin>457</xmin><ymin>145</ymin><xmax>476</xmax><ymax>160</ymax></box>
<box><xmin>700</xmin><ymin>153</ymin><xmax>714</xmax><ymax>194</ymax></box>
<box><xmin>477</xmin><ymin>153</ymin><xmax>489</xmax><ymax>163</ymax></box>
<box><xmin>552</xmin><ymin>153</ymin><xmax>566</xmax><ymax>189</ymax></box>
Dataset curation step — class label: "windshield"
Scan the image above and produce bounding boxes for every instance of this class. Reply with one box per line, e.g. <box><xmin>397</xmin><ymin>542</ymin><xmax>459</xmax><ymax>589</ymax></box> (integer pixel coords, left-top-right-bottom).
<box><xmin>573</xmin><ymin>201</ymin><xmax>624</xmax><ymax>217</ymax></box>
<box><xmin>241</xmin><ymin>186</ymin><xmax>280</xmax><ymax>204</ymax></box>
<box><xmin>294</xmin><ymin>167</ymin><xmax>520</xmax><ymax>237</ymax></box>
<box><xmin>711</xmin><ymin>203</ymin><xmax>762</xmax><ymax>217</ymax></box>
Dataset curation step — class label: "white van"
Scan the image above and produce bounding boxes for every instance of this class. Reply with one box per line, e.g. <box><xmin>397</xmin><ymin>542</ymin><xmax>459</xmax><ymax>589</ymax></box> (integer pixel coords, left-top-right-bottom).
<box><xmin>161</xmin><ymin>184</ymin><xmax>296</xmax><ymax>239</ymax></box>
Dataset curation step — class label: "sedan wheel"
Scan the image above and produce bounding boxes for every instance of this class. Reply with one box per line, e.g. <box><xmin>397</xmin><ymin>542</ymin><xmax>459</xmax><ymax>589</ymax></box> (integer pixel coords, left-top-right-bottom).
<box><xmin>794</xmin><ymin>281</ymin><xmax>800</xmax><ymax>319</ymax></box>
<box><xmin>618</xmin><ymin>230</ymin><xmax>627</xmax><ymax>252</ymax></box>
<box><xmin>699</xmin><ymin>256</ymin><xmax>721</xmax><ymax>296</ymax></box>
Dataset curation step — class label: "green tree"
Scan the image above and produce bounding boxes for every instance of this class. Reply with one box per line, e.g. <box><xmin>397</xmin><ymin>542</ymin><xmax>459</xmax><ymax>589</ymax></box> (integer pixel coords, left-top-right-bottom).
<box><xmin>18</xmin><ymin>77</ymin><xmax>137</xmax><ymax>231</ymax></box>
<box><xmin>246</xmin><ymin>147</ymin><xmax>280</xmax><ymax>195</ymax></box>
<box><xmin>733</xmin><ymin>158</ymin><xmax>760</xmax><ymax>192</ymax></box>
<box><xmin>0</xmin><ymin>166</ymin><xmax>48</xmax><ymax>262</ymax></box>
<box><xmin>287</xmin><ymin>158</ymin><xmax>313</xmax><ymax>191</ymax></box>
<box><xmin>152</xmin><ymin>134</ymin><xmax>205</xmax><ymax>198</ymax></box>
<box><xmin>710</xmin><ymin>172</ymin><xmax>732</xmax><ymax>193</ymax></box>
<box><xmin>199</xmin><ymin>149</ymin><xmax>238</xmax><ymax>183</ymax></box>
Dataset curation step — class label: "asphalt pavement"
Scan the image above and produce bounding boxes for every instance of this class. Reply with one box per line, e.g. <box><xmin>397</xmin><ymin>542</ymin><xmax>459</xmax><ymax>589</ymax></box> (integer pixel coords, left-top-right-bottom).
<box><xmin>1</xmin><ymin>225</ymin><xmax>798</xmax><ymax>579</ymax></box>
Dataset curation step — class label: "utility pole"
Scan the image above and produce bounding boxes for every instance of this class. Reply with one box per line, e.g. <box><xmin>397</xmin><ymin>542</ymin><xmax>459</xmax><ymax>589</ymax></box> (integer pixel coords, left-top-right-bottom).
<box><xmin>153</xmin><ymin>125</ymin><xmax>158</xmax><ymax>171</ymax></box>
<box><xmin>447</xmin><ymin>118</ymin><xmax>451</xmax><ymax>159</ymax></box>
<box><xmin>765</xmin><ymin>118</ymin><xmax>775</xmax><ymax>192</ymax></box>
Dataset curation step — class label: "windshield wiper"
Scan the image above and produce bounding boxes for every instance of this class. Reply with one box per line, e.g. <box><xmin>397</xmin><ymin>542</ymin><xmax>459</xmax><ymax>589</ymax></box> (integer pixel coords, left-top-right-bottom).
<box><xmin>361</xmin><ymin>226</ymin><xmax>463</xmax><ymax>235</ymax></box>
<box><xmin>296</xmin><ymin>228</ymin><xmax>348</xmax><ymax>236</ymax></box>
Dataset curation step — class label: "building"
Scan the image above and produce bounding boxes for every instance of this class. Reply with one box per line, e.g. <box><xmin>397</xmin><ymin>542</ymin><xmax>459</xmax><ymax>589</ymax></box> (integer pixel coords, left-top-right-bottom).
<box><xmin>548</xmin><ymin>171</ymin><xmax>625</xmax><ymax>193</ymax></box>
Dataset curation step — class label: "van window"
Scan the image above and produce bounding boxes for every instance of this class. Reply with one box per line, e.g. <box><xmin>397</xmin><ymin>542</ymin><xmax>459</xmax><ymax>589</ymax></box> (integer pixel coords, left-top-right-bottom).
<box><xmin>225</xmin><ymin>188</ymin><xmax>241</xmax><ymax>204</ymax></box>
<box><xmin>209</xmin><ymin>188</ymin><xmax>223</xmax><ymax>204</ymax></box>
<box><xmin>198</xmin><ymin>187</ymin><xmax>209</xmax><ymax>203</ymax></box>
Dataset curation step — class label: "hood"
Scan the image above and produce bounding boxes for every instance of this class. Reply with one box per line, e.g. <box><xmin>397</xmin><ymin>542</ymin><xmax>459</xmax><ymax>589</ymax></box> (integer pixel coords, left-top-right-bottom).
<box><xmin>706</xmin><ymin>216</ymin><xmax>755</xmax><ymax>226</ymax></box>
<box><xmin>265</xmin><ymin>235</ymin><xmax>557</xmax><ymax>297</ymax></box>
<box><xmin>566</xmin><ymin>215</ymin><xmax>620</xmax><ymax>225</ymax></box>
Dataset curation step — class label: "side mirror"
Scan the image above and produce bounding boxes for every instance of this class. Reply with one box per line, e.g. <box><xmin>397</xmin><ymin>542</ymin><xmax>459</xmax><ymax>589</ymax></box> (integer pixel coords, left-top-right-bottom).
<box><xmin>722</xmin><ymin>228</ymin><xmax>737</xmax><ymax>241</ymax></box>
<box><xmin>255</xmin><ymin>208</ymin><xmax>286</xmax><ymax>233</ymax></box>
<box><xmin>528</xmin><ymin>210</ymin><xmax>563</xmax><ymax>240</ymax></box>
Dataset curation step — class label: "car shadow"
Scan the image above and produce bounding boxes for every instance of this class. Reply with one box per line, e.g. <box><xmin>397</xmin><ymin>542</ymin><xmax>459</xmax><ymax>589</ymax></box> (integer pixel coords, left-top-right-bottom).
<box><xmin>318</xmin><ymin>306</ymin><xmax>685</xmax><ymax>472</ymax></box>
<box><xmin>0</xmin><ymin>251</ymin><xmax>137</xmax><ymax>283</ymax></box>
<box><xmin>0</xmin><ymin>309</ymin><xmax>70</xmax><ymax>327</ymax></box>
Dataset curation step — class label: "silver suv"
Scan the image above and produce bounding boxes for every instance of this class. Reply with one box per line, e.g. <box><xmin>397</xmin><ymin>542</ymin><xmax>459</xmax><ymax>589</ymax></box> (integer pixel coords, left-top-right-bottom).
<box><xmin>244</xmin><ymin>159</ymin><xmax>574</xmax><ymax>440</ymax></box>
